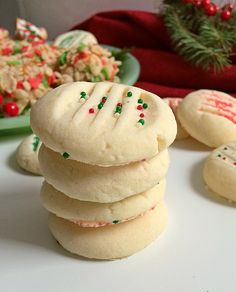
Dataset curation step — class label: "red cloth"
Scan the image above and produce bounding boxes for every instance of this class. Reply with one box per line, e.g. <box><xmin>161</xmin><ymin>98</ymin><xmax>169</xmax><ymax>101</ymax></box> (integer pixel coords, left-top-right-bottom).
<box><xmin>72</xmin><ymin>10</ymin><xmax>236</xmax><ymax>98</ymax></box>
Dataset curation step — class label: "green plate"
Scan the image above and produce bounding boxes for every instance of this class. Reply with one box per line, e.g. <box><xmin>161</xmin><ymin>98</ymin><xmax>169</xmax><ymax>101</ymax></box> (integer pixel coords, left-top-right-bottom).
<box><xmin>0</xmin><ymin>46</ymin><xmax>140</xmax><ymax>136</ymax></box>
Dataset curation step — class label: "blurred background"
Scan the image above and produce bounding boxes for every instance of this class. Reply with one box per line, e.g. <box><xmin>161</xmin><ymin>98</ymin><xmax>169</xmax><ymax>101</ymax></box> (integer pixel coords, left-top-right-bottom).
<box><xmin>0</xmin><ymin>0</ymin><xmax>156</xmax><ymax>39</ymax></box>
<box><xmin>0</xmin><ymin>0</ymin><xmax>233</xmax><ymax>39</ymax></box>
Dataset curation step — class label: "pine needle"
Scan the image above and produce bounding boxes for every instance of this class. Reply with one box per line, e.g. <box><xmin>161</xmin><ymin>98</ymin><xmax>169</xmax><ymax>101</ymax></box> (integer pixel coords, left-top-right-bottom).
<box><xmin>163</xmin><ymin>1</ymin><xmax>236</xmax><ymax>72</ymax></box>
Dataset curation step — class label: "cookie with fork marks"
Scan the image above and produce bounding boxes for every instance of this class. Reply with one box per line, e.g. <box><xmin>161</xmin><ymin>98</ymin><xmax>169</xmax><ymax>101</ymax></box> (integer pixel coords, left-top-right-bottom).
<box><xmin>177</xmin><ymin>90</ymin><xmax>236</xmax><ymax>147</ymax></box>
<box><xmin>31</xmin><ymin>82</ymin><xmax>177</xmax><ymax>166</ymax></box>
<box><xmin>203</xmin><ymin>141</ymin><xmax>236</xmax><ymax>202</ymax></box>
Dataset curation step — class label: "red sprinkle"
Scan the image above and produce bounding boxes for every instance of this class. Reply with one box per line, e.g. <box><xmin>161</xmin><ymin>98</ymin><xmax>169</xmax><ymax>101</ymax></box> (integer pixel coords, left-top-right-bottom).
<box><xmin>2</xmin><ymin>47</ymin><xmax>12</xmax><ymax>56</ymax></box>
<box><xmin>74</xmin><ymin>52</ymin><xmax>90</xmax><ymax>64</ymax></box>
<box><xmin>234</xmin><ymin>162</ymin><xmax>236</xmax><ymax>166</ymax></box>
<box><xmin>31</xmin><ymin>39</ymin><xmax>46</xmax><ymax>47</ymax></box>
<box><xmin>34</xmin><ymin>48</ymin><xmax>42</xmax><ymax>55</ymax></box>
<box><xmin>140</xmin><ymin>113</ymin><xmax>145</xmax><ymax>118</ymax></box>
<box><xmin>102</xmin><ymin>99</ymin><xmax>106</xmax><ymax>103</ymax></box>
<box><xmin>25</xmin><ymin>53</ymin><xmax>34</xmax><ymax>58</ymax></box>
<box><xmin>223</xmin><ymin>157</ymin><xmax>226</xmax><ymax>160</ymax></box>
<box><xmin>28</xmin><ymin>73</ymin><xmax>43</xmax><ymax>89</ymax></box>
<box><xmin>47</xmin><ymin>74</ymin><xmax>56</xmax><ymax>86</ymax></box>
<box><xmin>89</xmin><ymin>108</ymin><xmax>95</xmax><ymax>114</ymax></box>
<box><xmin>21</xmin><ymin>45</ymin><xmax>29</xmax><ymax>52</ymax></box>
<box><xmin>16</xmin><ymin>80</ymin><xmax>24</xmax><ymax>89</ymax></box>
<box><xmin>137</xmin><ymin>105</ymin><xmax>143</xmax><ymax>110</ymax></box>
<box><xmin>117</xmin><ymin>102</ymin><xmax>122</xmax><ymax>106</ymax></box>
<box><xmin>6</xmin><ymin>92</ymin><xmax>14</xmax><ymax>98</ymax></box>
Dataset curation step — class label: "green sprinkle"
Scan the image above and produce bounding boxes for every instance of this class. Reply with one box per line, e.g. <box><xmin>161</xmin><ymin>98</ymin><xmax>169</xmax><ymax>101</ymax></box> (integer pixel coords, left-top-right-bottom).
<box><xmin>84</xmin><ymin>65</ymin><xmax>91</xmax><ymax>73</ymax></box>
<box><xmin>116</xmin><ymin>106</ymin><xmax>122</xmax><ymax>112</ymax></box>
<box><xmin>143</xmin><ymin>103</ymin><xmax>148</xmax><ymax>109</ymax></box>
<box><xmin>112</xmin><ymin>220</ymin><xmax>119</xmax><ymax>224</ymax></box>
<box><xmin>138</xmin><ymin>98</ymin><xmax>143</xmax><ymax>104</ymax></box>
<box><xmin>103</xmin><ymin>96</ymin><xmax>107</xmax><ymax>101</ymax></box>
<box><xmin>101</xmin><ymin>68</ymin><xmax>109</xmax><ymax>80</ymax></box>
<box><xmin>80</xmin><ymin>91</ymin><xmax>86</xmax><ymax>97</ymax></box>
<box><xmin>127</xmin><ymin>91</ymin><xmax>132</xmax><ymax>97</ymax></box>
<box><xmin>20</xmin><ymin>103</ymin><xmax>31</xmax><ymax>115</ymax></box>
<box><xmin>7</xmin><ymin>60</ymin><xmax>21</xmax><ymax>65</ymax></box>
<box><xmin>92</xmin><ymin>75</ymin><xmax>102</xmax><ymax>82</ymax></box>
<box><xmin>32</xmin><ymin>136</ymin><xmax>40</xmax><ymax>152</ymax></box>
<box><xmin>63</xmin><ymin>152</ymin><xmax>70</xmax><ymax>159</ymax></box>
<box><xmin>224</xmin><ymin>147</ymin><xmax>228</xmax><ymax>150</ymax></box>
<box><xmin>13</xmin><ymin>47</ymin><xmax>21</xmax><ymax>54</ymax></box>
<box><xmin>34</xmin><ymin>55</ymin><xmax>41</xmax><ymax>61</ymax></box>
<box><xmin>138</xmin><ymin>119</ymin><xmax>145</xmax><ymax>125</ymax></box>
<box><xmin>98</xmin><ymin>102</ymin><xmax>103</xmax><ymax>109</ymax></box>
<box><xmin>42</xmin><ymin>77</ymin><xmax>49</xmax><ymax>88</ymax></box>
<box><xmin>217</xmin><ymin>154</ymin><xmax>221</xmax><ymax>157</ymax></box>
<box><xmin>59</xmin><ymin>51</ymin><xmax>68</xmax><ymax>66</ymax></box>
<box><xmin>77</xmin><ymin>43</ymin><xmax>87</xmax><ymax>52</ymax></box>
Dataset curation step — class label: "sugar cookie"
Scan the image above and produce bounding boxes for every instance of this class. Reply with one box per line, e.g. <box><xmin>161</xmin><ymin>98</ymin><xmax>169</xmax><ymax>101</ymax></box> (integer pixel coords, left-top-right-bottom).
<box><xmin>48</xmin><ymin>202</ymin><xmax>168</xmax><ymax>259</ymax></box>
<box><xmin>54</xmin><ymin>30</ymin><xmax>98</xmax><ymax>49</ymax></box>
<box><xmin>163</xmin><ymin>97</ymin><xmax>189</xmax><ymax>140</ymax></box>
<box><xmin>16</xmin><ymin>134</ymin><xmax>42</xmax><ymax>175</ymax></box>
<box><xmin>177</xmin><ymin>90</ymin><xmax>236</xmax><ymax>147</ymax></box>
<box><xmin>39</xmin><ymin>144</ymin><xmax>169</xmax><ymax>202</ymax></box>
<box><xmin>41</xmin><ymin>180</ymin><xmax>166</xmax><ymax>226</ymax></box>
<box><xmin>31</xmin><ymin>82</ymin><xmax>177</xmax><ymax>166</ymax></box>
<box><xmin>203</xmin><ymin>141</ymin><xmax>236</xmax><ymax>202</ymax></box>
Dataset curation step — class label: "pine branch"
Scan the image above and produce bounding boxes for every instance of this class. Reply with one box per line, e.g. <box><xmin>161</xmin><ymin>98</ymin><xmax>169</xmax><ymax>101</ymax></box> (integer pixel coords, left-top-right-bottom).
<box><xmin>163</xmin><ymin>3</ymin><xmax>236</xmax><ymax>72</ymax></box>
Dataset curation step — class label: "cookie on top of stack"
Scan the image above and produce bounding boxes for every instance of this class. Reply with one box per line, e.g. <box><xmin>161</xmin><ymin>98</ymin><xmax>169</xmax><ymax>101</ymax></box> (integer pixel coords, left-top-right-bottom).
<box><xmin>31</xmin><ymin>81</ymin><xmax>177</xmax><ymax>259</ymax></box>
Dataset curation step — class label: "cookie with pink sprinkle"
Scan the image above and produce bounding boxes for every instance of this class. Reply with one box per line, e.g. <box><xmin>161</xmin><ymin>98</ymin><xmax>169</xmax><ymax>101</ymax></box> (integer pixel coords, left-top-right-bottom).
<box><xmin>177</xmin><ymin>90</ymin><xmax>236</xmax><ymax>147</ymax></box>
<box><xmin>163</xmin><ymin>97</ymin><xmax>189</xmax><ymax>140</ymax></box>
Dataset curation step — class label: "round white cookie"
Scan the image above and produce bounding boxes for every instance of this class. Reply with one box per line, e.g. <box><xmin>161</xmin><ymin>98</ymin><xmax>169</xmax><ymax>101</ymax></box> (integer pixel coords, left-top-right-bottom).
<box><xmin>203</xmin><ymin>141</ymin><xmax>236</xmax><ymax>202</ymax></box>
<box><xmin>177</xmin><ymin>90</ymin><xmax>236</xmax><ymax>147</ymax></box>
<box><xmin>31</xmin><ymin>82</ymin><xmax>177</xmax><ymax>166</ymax></box>
<box><xmin>54</xmin><ymin>30</ymin><xmax>98</xmax><ymax>49</ymax></box>
<box><xmin>41</xmin><ymin>180</ymin><xmax>166</xmax><ymax>227</ymax></box>
<box><xmin>48</xmin><ymin>202</ymin><xmax>168</xmax><ymax>259</ymax></box>
<box><xmin>39</xmin><ymin>144</ymin><xmax>169</xmax><ymax>202</ymax></box>
<box><xmin>163</xmin><ymin>97</ymin><xmax>189</xmax><ymax>140</ymax></box>
<box><xmin>16</xmin><ymin>134</ymin><xmax>42</xmax><ymax>175</ymax></box>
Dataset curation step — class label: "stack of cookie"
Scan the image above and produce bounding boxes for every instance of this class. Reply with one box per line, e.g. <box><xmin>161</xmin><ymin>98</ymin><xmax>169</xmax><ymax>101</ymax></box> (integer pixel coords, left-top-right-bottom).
<box><xmin>31</xmin><ymin>81</ymin><xmax>177</xmax><ymax>259</ymax></box>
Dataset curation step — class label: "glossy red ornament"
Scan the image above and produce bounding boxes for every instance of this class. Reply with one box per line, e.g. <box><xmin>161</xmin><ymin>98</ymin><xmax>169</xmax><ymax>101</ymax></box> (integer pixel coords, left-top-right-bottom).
<box><xmin>0</xmin><ymin>94</ymin><xmax>3</xmax><ymax>104</ymax></box>
<box><xmin>205</xmin><ymin>3</ymin><xmax>217</xmax><ymax>16</ymax></box>
<box><xmin>202</xmin><ymin>0</ymin><xmax>211</xmax><ymax>7</ymax></box>
<box><xmin>221</xmin><ymin>9</ymin><xmax>232</xmax><ymax>21</ymax></box>
<box><xmin>226</xmin><ymin>3</ymin><xmax>234</xmax><ymax>11</ymax></box>
<box><xmin>193</xmin><ymin>0</ymin><xmax>202</xmax><ymax>7</ymax></box>
<box><xmin>3</xmin><ymin>102</ymin><xmax>19</xmax><ymax>116</ymax></box>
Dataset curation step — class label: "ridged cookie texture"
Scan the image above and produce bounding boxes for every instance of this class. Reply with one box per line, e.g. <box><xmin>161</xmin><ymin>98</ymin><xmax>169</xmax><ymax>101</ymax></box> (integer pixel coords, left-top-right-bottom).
<box><xmin>16</xmin><ymin>134</ymin><xmax>42</xmax><ymax>175</ymax></box>
<box><xmin>163</xmin><ymin>97</ymin><xmax>189</xmax><ymax>140</ymax></box>
<box><xmin>177</xmin><ymin>90</ymin><xmax>236</xmax><ymax>147</ymax></box>
<box><xmin>203</xmin><ymin>142</ymin><xmax>236</xmax><ymax>202</ymax></box>
<box><xmin>38</xmin><ymin>144</ymin><xmax>169</xmax><ymax>202</ymax></box>
<box><xmin>48</xmin><ymin>202</ymin><xmax>168</xmax><ymax>260</ymax></box>
<box><xmin>31</xmin><ymin>82</ymin><xmax>177</xmax><ymax>166</ymax></box>
<box><xmin>41</xmin><ymin>180</ymin><xmax>166</xmax><ymax>226</ymax></box>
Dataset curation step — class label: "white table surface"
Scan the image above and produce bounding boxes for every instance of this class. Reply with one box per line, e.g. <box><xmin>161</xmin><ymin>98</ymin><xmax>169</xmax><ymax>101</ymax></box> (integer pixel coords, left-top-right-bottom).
<box><xmin>0</xmin><ymin>133</ymin><xmax>236</xmax><ymax>292</ymax></box>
